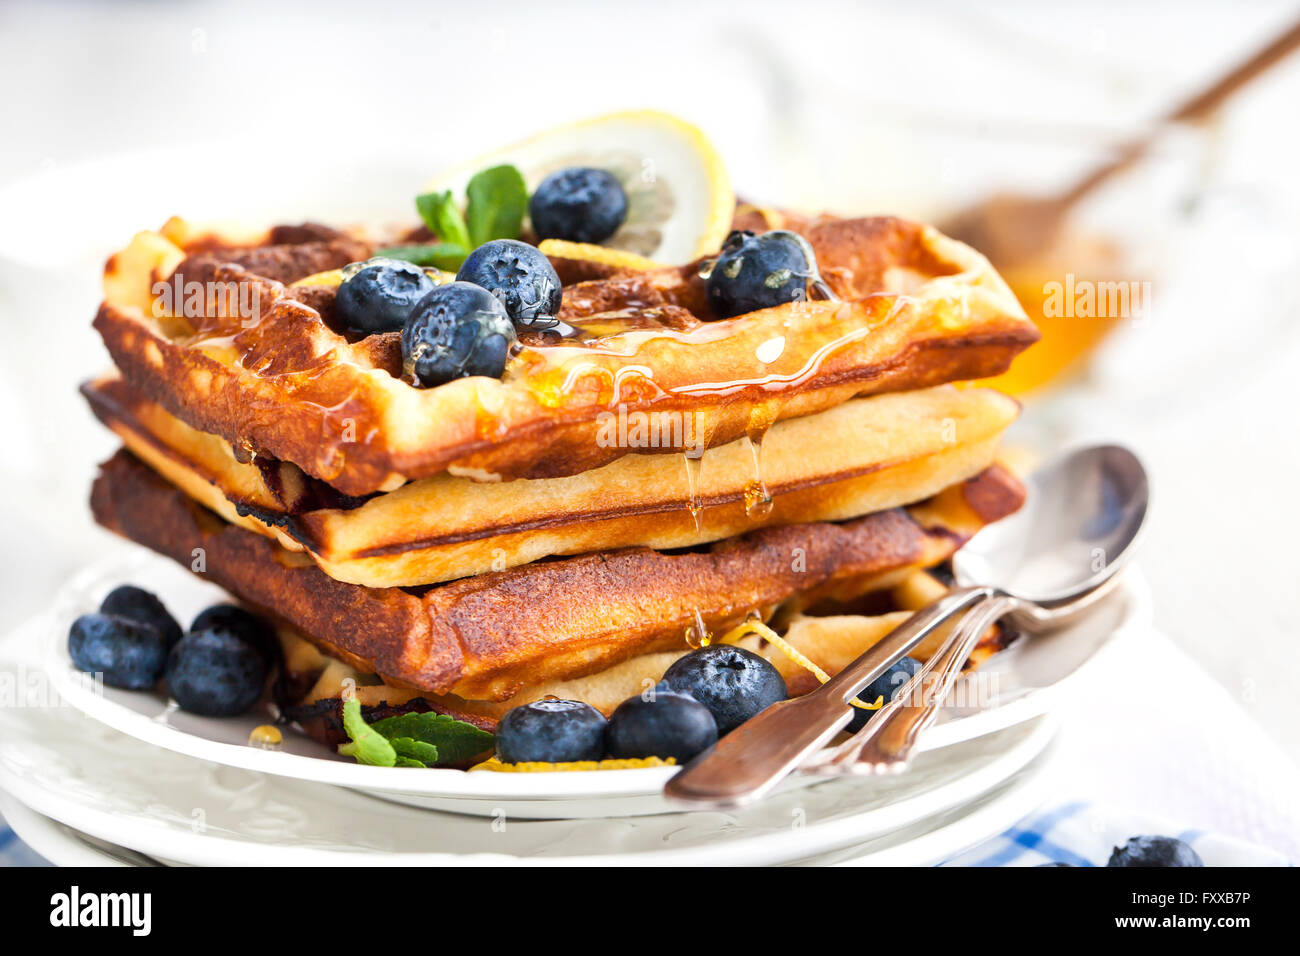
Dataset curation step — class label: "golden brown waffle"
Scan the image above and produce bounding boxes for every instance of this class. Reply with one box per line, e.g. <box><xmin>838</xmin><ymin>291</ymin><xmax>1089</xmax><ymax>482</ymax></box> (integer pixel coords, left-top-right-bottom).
<box><xmin>94</xmin><ymin>215</ymin><xmax>1037</xmax><ymax>496</ymax></box>
<box><xmin>91</xmin><ymin>449</ymin><xmax>1024</xmax><ymax>702</ymax></box>
<box><xmin>85</xmin><ymin>376</ymin><xmax>1020</xmax><ymax>588</ymax></box>
<box><xmin>274</xmin><ymin>569</ymin><xmax>1014</xmax><ymax>751</ymax></box>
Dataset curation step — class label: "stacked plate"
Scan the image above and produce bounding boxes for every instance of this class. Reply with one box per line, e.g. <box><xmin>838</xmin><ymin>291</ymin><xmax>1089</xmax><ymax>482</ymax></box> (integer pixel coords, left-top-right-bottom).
<box><xmin>0</xmin><ymin>555</ymin><xmax>1149</xmax><ymax>866</ymax></box>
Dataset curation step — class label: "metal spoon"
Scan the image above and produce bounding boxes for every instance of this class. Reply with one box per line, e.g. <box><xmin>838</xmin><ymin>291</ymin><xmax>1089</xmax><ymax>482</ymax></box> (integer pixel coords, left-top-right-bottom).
<box><xmin>663</xmin><ymin>444</ymin><xmax>1148</xmax><ymax>809</ymax></box>
<box><xmin>832</xmin><ymin>444</ymin><xmax>1149</xmax><ymax>773</ymax></box>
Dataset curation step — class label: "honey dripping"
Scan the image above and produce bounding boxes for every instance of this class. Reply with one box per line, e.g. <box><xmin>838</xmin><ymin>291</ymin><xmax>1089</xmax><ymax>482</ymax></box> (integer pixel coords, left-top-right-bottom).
<box><xmin>248</xmin><ymin>725</ymin><xmax>283</xmax><ymax>750</ymax></box>
<box><xmin>742</xmin><ymin>432</ymin><xmax>772</xmax><ymax>519</ymax></box>
<box><xmin>684</xmin><ymin>608</ymin><xmax>712</xmax><ymax>649</ymax></box>
<box><xmin>682</xmin><ymin>451</ymin><xmax>705</xmax><ymax>532</ymax></box>
<box><xmin>742</xmin><ymin>402</ymin><xmax>780</xmax><ymax>519</ymax></box>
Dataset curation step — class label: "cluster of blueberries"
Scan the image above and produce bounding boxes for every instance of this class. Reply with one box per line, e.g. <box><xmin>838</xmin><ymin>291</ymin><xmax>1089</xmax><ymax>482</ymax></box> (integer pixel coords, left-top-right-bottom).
<box><xmin>494</xmin><ymin>644</ymin><xmax>923</xmax><ymax>765</ymax></box>
<box><xmin>335</xmin><ymin>165</ymin><xmax>816</xmax><ymax>390</ymax></box>
<box><xmin>68</xmin><ymin>586</ymin><xmax>273</xmax><ymax>718</ymax></box>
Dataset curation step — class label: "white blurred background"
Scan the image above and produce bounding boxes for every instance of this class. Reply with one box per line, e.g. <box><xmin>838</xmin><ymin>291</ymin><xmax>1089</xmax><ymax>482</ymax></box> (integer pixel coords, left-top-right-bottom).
<box><xmin>2</xmin><ymin>0</ymin><xmax>1299</xmax><ymax>759</ymax></box>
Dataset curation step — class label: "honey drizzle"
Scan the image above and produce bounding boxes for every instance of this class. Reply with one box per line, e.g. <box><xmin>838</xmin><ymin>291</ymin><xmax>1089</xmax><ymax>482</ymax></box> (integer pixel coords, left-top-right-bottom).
<box><xmin>742</xmin><ymin>433</ymin><xmax>773</xmax><ymax>520</ymax></box>
<box><xmin>682</xmin><ymin>451</ymin><xmax>704</xmax><ymax>532</ymax></box>
<box><xmin>741</xmin><ymin>399</ymin><xmax>782</xmax><ymax>519</ymax></box>
<box><xmin>684</xmin><ymin>607</ymin><xmax>712</xmax><ymax>649</ymax></box>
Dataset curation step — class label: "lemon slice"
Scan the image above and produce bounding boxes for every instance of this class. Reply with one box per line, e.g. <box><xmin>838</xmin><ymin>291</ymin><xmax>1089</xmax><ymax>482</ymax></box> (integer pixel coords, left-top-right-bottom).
<box><xmin>537</xmin><ymin>239</ymin><xmax>663</xmax><ymax>273</ymax></box>
<box><xmin>422</xmin><ymin>110</ymin><xmax>733</xmax><ymax>265</ymax></box>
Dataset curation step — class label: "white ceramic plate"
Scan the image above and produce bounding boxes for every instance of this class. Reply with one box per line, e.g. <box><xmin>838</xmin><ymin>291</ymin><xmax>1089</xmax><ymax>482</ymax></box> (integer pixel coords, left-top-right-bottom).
<box><xmin>0</xmin><ymin>793</ymin><xmax>140</xmax><ymax>867</ymax></box>
<box><xmin>0</xmin><ymin>740</ymin><xmax>1058</xmax><ymax>868</ymax></box>
<box><xmin>36</xmin><ymin>553</ymin><xmax>1148</xmax><ymax>817</ymax></box>
<box><xmin>0</xmin><ymin>636</ymin><xmax>1060</xmax><ymax>866</ymax></box>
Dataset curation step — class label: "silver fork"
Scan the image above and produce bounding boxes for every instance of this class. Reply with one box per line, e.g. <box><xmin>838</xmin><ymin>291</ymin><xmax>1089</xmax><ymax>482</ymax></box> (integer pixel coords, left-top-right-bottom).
<box><xmin>826</xmin><ymin>593</ymin><xmax>1017</xmax><ymax>773</ymax></box>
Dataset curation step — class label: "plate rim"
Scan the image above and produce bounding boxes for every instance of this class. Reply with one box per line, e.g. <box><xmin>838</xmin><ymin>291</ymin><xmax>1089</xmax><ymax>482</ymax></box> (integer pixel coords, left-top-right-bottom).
<box><xmin>0</xmin><ymin>734</ymin><xmax>1060</xmax><ymax>869</ymax></box>
<box><xmin>0</xmin><ymin>702</ymin><xmax>1058</xmax><ymax>866</ymax></box>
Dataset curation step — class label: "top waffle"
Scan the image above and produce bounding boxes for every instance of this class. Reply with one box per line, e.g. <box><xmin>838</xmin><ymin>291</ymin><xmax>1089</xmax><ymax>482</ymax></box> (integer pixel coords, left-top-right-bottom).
<box><xmin>94</xmin><ymin>214</ymin><xmax>1038</xmax><ymax>496</ymax></box>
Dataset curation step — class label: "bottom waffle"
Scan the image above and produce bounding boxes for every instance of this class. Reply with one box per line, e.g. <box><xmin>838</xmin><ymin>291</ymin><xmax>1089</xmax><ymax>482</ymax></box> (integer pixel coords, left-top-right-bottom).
<box><xmin>272</xmin><ymin>565</ymin><xmax>1016</xmax><ymax>752</ymax></box>
<box><xmin>91</xmin><ymin>449</ymin><xmax>1025</xmax><ymax>704</ymax></box>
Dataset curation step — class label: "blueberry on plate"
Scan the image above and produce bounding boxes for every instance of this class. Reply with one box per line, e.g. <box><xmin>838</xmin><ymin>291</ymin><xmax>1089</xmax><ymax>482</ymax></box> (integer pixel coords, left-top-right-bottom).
<box><xmin>495</xmin><ymin>698</ymin><xmax>608</xmax><ymax>763</ymax></box>
<box><xmin>604</xmin><ymin>684</ymin><xmax>718</xmax><ymax>762</ymax></box>
<box><xmin>190</xmin><ymin>603</ymin><xmax>278</xmax><ymax>669</ymax></box>
<box><xmin>456</xmin><ymin>239</ymin><xmax>562</xmax><ymax>326</ymax></box>
<box><xmin>165</xmin><ymin>629</ymin><xmax>267</xmax><ymax>717</ymax></box>
<box><xmin>99</xmin><ymin>584</ymin><xmax>182</xmax><ymax>650</ymax></box>
<box><xmin>401</xmin><ymin>281</ymin><xmax>517</xmax><ymax>387</ymax></box>
<box><xmin>662</xmin><ymin>644</ymin><xmax>786</xmax><ymax>735</ymax></box>
<box><xmin>68</xmin><ymin>613</ymin><xmax>168</xmax><ymax>689</ymax></box>
<box><xmin>529</xmin><ymin>167</ymin><xmax>628</xmax><ymax>245</ymax></box>
<box><xmin>1107</xmin><ymin>835</ymin><xmax>1204</xmax><ymax>867</ymax></box>
<box><xmin>845</xmin><ymin>656</ymin><xmax>922</xmax><ymax>734</ymax></box>
<box><xmin>336</xmin><ymin>257</ymin><xmax>437</xmax><ymax>337</ymax></box>
<box><xmin>705</xmin><ymin>229</ymin><xmax>815</xmax><ymax>319</ymax></box>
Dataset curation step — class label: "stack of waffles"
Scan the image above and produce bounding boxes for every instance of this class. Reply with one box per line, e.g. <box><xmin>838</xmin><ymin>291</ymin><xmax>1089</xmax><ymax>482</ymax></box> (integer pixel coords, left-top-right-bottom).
<box><xmin>83</xmin><ymin>207</ymin><xmax>1039</xmax><ymax>747</ymax></box>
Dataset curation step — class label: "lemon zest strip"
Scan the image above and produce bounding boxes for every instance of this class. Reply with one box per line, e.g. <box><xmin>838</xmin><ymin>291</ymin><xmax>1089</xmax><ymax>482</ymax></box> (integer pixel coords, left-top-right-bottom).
<box><xmin>717</xmin><ymin>620</ymin><xmax>882</xmax><ymax>711</ymax></box>
<box><xmin>469</xmin><ymin>756</ymin><xmax>676</xmax><ymax>773</ymax></box>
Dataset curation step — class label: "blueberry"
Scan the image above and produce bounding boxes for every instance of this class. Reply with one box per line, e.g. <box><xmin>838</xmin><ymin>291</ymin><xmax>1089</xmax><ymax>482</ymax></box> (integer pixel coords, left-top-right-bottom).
<box><xmin>662</xmin><ymin>645</ymin><xmax>787</xmax><ymax>735</ymax></box>
<box><xmin>604</xmin><ymin>685</ymin><xmax>718</xmax><ymax>762</ymax></box>
<box><xmin>1037</xmin><ymin>862</ymin><xmax>1076</xmax><ymax>867</ymax></box>
<box><xmin>401</xmin><ymin>282</ymin><xmax>516</xmax><ymax>387</ymax></box>
<box><xmin>529</xmin><ymin>167</ymin><xmax>628</xmax><ymax>245</ymax></box>
<box><xmin>336</xmin><ymin>257</ymin><xmax>437</xmax><ymax>336</ymax></box>
<box><xmin>495</xmin><ymin>698</ymin><xmax>608</xmax><ymax>763</ymax></box>
<box><xmin>456</xmin><ymin>239</ymin><xmax>562</xmax><ymax>326</ymax></box>
<box><xmin>165</xmin><ymin>629</ymin><xmax>267</xmax><ymax>717</ymax></box>
<box><xmin>100</xmin><ymin>584</ymin><xmax>181</xmax><ymax>650</ymax></box>
<box><xmin>68</xmin><ymin>613</ymin><xmax>168</xmax><ymax>689</ymax></box>
<box><xmin>705</xmin><ymin>230</ymin><xmax>816</xmax><ymax>319</ymax></box>
<box><xmin>1107</xmin><ymin>835</ymin><xmax>1204</xmax><ymax>867</ymax></box>
<box><xmin>845</xmin><ymin>656</ymin><xmax>922</xmax><ymax>734</ymax></box>
<box><xmin>191</xmin><ymin>603</ymin><xmax>278</xmax><ymax>669</ymax></box>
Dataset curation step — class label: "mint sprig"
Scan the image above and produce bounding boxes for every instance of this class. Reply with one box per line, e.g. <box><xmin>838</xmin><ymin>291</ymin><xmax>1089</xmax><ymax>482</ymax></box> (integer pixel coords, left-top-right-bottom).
<box><xmin>337</xmin><ymin>697</ymin><xmax>397</xmax><ymax>766</ymax></box>
<box><xmin>373</xmin><ymin>242</ymin><xmax>467</xmax><ymax>271</ymax></box>
<box><xmin>392</xmin><ymin>165</ymin><xmax>528</xmax><ymax>271</ymax></box>
<box><xmin>337</xmin><ymin>700</ymin><xmax>494</xmax><ymax>768</ymax></box>
<box><xmin>372</xmin><ymin>711</ymin><xmax>495</xmax><ymax>766</ymax></box>
<box><xmin>416</xmin><ymin>190</ymin><xmax>471</xmax><ymax>249</ymax></box>
<box><xmin>465</xmin><ymin>165</ymin><xmax>527</xmax><ymax>247</ymax></box>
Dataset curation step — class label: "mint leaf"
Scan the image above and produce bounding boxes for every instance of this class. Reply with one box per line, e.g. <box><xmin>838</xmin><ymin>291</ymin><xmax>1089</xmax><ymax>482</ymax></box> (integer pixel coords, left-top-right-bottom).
<box><xmin>465</xmin><ymin>164</ymin><xmax>527</xmax><ymax>247</ymax></box>
<box><xmin>415</xmin><ymin>190</ymin><xmax>471</xmax><ymax>249</ymax></box>
<box><xmin>389</xmin><ymin>737</ymin><xmax>439</xmax><ymax>767</ymax></box>
<box><xmin>371</xmin><ymin>712</ymin><xmax>494</xmax><ymax>765</ymax></box>
<box><xmin>376</xmin><ymin>242</ymin><xmax>468</xmax><ymax>270</ymax></box>
<box><xmin>337</xmin><ymin>698</ymin><xmax>397</xmax><ymax>767</ymax></box>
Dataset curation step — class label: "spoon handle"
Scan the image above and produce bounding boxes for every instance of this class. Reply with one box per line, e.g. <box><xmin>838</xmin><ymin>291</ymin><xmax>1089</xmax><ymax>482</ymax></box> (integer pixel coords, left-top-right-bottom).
<box><xmin>848</xmin><ymin>594</ymin><xmax>1016</xmax><ymax>773</ymax></box>
<box><xmin>662</xmin><ymin>586</ymin><xmax>992</xmax><ymax>809</ymax></box>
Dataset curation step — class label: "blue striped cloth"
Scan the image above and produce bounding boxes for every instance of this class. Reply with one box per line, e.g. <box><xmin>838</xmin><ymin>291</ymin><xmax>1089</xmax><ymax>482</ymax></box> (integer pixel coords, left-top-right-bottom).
<box><xmin>941</xmin><ymin>801</ymin><xmax>1291</xmax><ymax>867</ymax></box>
<box><xmin>0</xmin><ymin>813</ymin><xmax>51</xmax><ymax>866</ymax></box>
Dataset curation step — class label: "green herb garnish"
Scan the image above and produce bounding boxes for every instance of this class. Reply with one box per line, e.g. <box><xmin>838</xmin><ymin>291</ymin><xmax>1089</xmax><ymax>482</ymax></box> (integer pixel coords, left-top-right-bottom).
<box><xmin>337</xmin><ymin>700</ymin><xmax>494</xmax><ymax>768</ymax></box>
<box><xmin>373</xmin><ymin>242</ymin><xmax>468</xmax><ymax>271</ymax></box>
<box><xmin>465</xmin><ymin>164</ymin><xmax>528</xmax><ymax>247</ymax></box>
<box><xmin>371</xmin><ymin>711</ymin><xmax>495</xmax><ymax>766</ymax></box>
<box><xmin>399</xmin><ymin>165</ymin><xmax>528</xmax><ymax>271</ymax></box>
<box><xmin>415</xmin><ymin>189</ymin><xmax>471</xmax><ymax>249</ymax></box>
<box><xmin>337</xmin><ymin>697</ymin><xmax>397</xmax><ymax>766</ymax></box>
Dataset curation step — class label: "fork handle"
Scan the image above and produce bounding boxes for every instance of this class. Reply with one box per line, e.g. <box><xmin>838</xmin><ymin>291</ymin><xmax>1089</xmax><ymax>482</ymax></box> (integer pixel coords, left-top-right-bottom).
<box><xmin>851</xmin><ymin>595</ymin><xmax>1016</xmax><ymax>772</ymax></box>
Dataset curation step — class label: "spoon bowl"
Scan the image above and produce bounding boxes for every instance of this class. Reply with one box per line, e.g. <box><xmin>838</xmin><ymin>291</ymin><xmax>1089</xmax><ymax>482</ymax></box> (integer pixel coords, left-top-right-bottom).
<box><xmin>953</xmin><ymin>444</ymin><xmax>1148</xmax><ymax>608</ymax></box>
